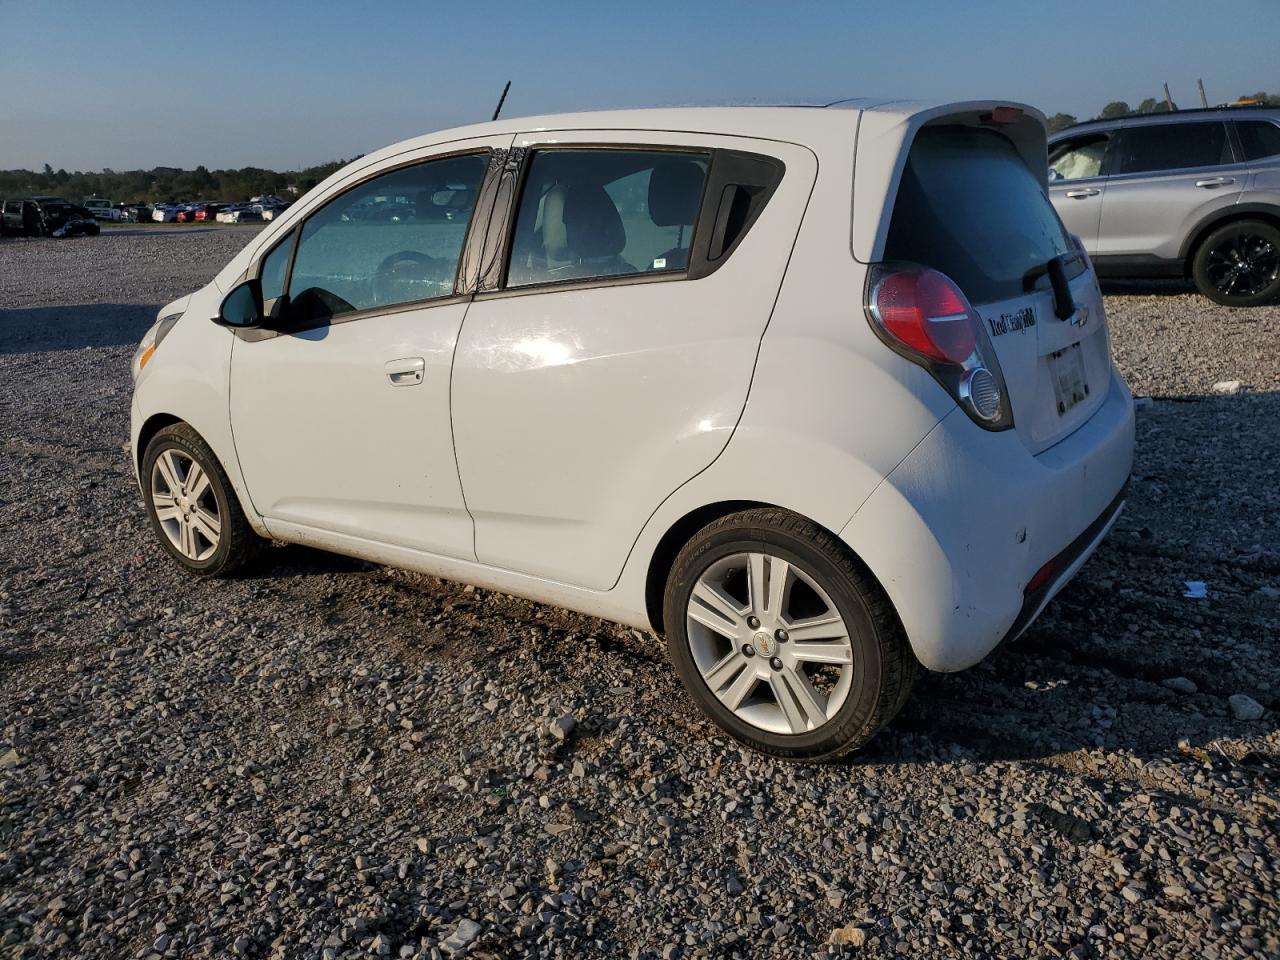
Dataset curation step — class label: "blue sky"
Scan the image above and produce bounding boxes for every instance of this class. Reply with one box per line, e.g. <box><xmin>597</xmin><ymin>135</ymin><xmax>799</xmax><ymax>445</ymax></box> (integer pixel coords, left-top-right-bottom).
<box><xmin>1</xmin><ymin>0</ymin><xmax>1275</xmax><ymax>171</ymax></box>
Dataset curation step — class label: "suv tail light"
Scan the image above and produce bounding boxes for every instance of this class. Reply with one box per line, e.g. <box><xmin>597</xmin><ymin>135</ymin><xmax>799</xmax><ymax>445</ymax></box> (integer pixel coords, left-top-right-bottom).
<box><xmin>866</xmin><ymin>263</ymin><xmax>1014</xmax><ymax>430</ymax></box>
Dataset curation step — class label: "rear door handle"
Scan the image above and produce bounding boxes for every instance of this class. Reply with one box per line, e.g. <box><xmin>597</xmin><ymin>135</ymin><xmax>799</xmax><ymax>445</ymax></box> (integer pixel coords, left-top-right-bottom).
<box><xmin>1195</xmin><ymin>176</ymin><xmax>1236</xmax><ymax>188</ymax></box>
<box><xmin>1064</xmin><ymin>188</ymin><xmax>1101</xmax><ymax>199</ymax></box>
<box><xmin>385</xmin><ymin>357</ymin><xmax>425</xmax><ymax>386</ymax></box>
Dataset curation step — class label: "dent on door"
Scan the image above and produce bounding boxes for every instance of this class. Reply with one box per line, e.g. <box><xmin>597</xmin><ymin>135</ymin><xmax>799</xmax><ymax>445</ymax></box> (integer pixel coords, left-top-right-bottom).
<box><xmin>450</xmin><ymin>135</ymin><xmax>818</xmax><ymax>591</ymax></box>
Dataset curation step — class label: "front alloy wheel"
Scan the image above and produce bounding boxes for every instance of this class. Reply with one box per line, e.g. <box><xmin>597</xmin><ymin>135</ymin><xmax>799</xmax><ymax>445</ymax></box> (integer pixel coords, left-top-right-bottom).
<box><xmin>142</xmin><ymin>423</ymin><xmax>259</xmax><ymax>576</ymax></box>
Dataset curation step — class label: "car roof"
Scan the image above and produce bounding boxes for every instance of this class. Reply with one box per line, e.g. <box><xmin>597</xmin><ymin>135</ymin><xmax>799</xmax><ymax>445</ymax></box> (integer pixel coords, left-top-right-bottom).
<box><xmin>1051</xmin><ymin>106</ymin><xmax>1280</xmax><ymax>140</ymax></box>
<box><xmin>352</xmin><ymin>99</ymin><xmax>1038</xmax><ymax>160</ymax></box>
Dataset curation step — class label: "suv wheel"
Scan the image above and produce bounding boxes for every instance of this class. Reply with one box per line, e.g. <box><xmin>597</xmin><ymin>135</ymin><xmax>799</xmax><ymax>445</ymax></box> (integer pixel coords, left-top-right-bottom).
<box><xmin>1192</xmin><ymin>219</ymin><xmax>1280</xmax><ymax>307</ymax></box>
<box><xmin>662</xmin><ymin>508</ymin><xmax>917</xmax><ymax>761</ymax></box>
<box><xmin>142</xmin><ymin>423</ymin><xmax>259</xmax><ymax>577</ymax></box>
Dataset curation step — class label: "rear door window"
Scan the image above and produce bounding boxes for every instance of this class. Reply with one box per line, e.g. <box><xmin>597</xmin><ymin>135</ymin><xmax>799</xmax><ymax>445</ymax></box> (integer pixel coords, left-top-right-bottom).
<box><xmin>883</xmin><ymin>126</ymin><xmax>1073</xmax><ymax>305</ymax></box>
<box><xmin>506</xmin><ymin>149</ymin><xmax>709</xmax><ymax>287</ymax></box>
<box><xmin>1113</xmin><ymin>122</ymin><xmax>1233</xmax><ymax>175</ymax></box>
<box><xmin>1235</xmin><ymin>119</ymin><xmax>1280</xmax><ymax>161</ymax></box>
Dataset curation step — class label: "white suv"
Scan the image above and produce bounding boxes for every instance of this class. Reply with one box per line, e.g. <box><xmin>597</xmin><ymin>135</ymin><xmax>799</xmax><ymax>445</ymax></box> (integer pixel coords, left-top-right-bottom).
<box><xmin>130</xmin><ymin>101</ymin><xmax>1134</xmax><ymax>759</ymax></box>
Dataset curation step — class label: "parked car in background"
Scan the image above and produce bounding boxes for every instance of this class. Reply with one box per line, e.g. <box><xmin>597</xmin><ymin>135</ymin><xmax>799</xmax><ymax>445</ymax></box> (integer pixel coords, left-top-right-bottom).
<box><xmin>194</xmin><ymin>203</ymin><xmax>229</xmax><ymax>222</ymax></box>
<box><xmin>129</xmin><ymin>101</ymin><xmax>1133</xmax><ymax>759</ymax></box>
<box><xmin>1049</xmin><ymin>107</ymin><xmax>1280</xmax><ymax>306</ymax></box>
<box><xmin>119</xmin><ymin>203</ymin><xmax>152</xmax><ymax>223</ymax></box>
<box><xmin>224</xmin><ymin>206</ymin><xmax>264</xmax><ymax>223</ymax></box>
<box><xmin>83</xmin><ymin>198</ymin><xmax>124</xmax><ymax>221</ymax></box>
<box><xmin>1</xmin><ymin>199</ymin><xmax>43</xmax><ymax>236</ymax></box>
<box><xmin>152</xmin><ymin>204</ymin><xmax>182</xmax><ymax>223</ymax></box>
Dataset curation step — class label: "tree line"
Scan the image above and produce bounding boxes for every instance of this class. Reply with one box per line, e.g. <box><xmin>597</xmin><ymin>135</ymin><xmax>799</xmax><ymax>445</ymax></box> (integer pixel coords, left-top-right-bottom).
<box><xmin>0</xmin><ymin>159</ymin><xmax>355</xmax><ymax>204</ymax></box>
<box><xmin>1046</xmin><ymin>90</ymin><xmax>1280</xmax><ymax>132</ymax></box>
<box><xmin>5</xmin><ymin>90</ymin><xmax>1278</xmax><ymax>200</ymax></box>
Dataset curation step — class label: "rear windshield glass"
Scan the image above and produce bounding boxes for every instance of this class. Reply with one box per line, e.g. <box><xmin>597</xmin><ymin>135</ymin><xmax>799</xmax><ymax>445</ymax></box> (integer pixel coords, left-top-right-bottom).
<box><xmin>883</xmin><ymin>126</ymin><xmax>1073</xmax><ymax>305</ymax></box>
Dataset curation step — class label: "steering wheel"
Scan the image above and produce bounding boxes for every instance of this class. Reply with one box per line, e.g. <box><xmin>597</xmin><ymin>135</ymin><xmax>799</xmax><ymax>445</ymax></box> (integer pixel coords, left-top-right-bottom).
<box><xmin>371</xmin><ymin>250</ymin><xmax>454</xmax><ymax>305</ymax></box>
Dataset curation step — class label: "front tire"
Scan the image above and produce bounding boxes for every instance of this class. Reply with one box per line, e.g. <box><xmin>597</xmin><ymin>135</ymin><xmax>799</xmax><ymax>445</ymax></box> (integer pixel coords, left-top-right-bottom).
<box><xmin>662</xmin><ymin>508</ymin><xmax>917</xmax><ymax>760</ymax></box>
<box><xmin>142</xmin><ymin>423</ymin><xmax>259</xmax><ymax>577</ymax></box>
<box><xmin>1191</xmin><ymin>219</ymin><xmax>1280</xmax><ymax>307</ymax></box>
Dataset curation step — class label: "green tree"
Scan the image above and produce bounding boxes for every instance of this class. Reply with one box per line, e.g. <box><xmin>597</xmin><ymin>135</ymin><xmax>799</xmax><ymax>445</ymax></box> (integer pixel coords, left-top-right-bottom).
<box><xmin>1099</xmin><ymin>101</ymin><xmax>1132</xmax><ymax>119</ymax></box>
<box><xmin>1046</xmin><ymin>112</ymin><xmax>1078</xmax><ymax>133</ymax></box>
<box><xmin>1136</xmin><ymin>97</ymin><xmax>1171</xmax><ymax>114</ymax></box>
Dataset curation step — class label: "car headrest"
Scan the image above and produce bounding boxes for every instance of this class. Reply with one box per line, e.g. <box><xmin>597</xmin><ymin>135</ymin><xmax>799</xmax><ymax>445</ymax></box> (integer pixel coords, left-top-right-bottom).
<box><xmin>648</xmin><ymin>160</ymin><xmax>705</xmax><ymax>227</ymax></box>
<box><xmin>543</xmin><ymin>183</ymin><xmax>626</xmax><ymax>260</ymax></box>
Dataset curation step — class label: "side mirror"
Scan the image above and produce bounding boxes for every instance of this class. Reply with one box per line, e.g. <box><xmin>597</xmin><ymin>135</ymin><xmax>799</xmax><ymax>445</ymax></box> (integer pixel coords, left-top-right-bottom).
<box><xmin>217</xmin><ymin>278</ymin><xmax>265</xmax><ymax>328</ymax></box>
<box><xmin>1047</xmin><ymin>168</ymin><xmax>1062</xmax><ymax>182</ymax></box>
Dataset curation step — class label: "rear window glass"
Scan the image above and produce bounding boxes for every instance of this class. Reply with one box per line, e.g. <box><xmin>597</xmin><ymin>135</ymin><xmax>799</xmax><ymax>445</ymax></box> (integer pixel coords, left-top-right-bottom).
<box><xmin>883</xmin><ymin>126</ymin><xmax>1073</xmax><ymax>305</ymax></box>
<box><xmin>1114</xmin><ymin>122</ymin><xmax>1232</xmax><ymax>174</ymax></box>
<box><xmin>1236</xmin><ymin>120</ymin><xmax>1280</xmax><ymax>161</ymax></box>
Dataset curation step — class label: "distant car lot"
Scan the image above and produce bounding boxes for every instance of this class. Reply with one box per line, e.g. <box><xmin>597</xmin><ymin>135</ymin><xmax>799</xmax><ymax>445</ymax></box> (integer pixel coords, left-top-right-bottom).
<box><xmin>0</xmin><ymin>230</ymin><xmax>1276</xmax><ymax>958</ymax></box>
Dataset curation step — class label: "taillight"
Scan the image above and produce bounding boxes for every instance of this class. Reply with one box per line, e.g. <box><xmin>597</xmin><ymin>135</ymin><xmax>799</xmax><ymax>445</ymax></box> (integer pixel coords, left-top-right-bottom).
<box><xmin>866</xmin><ymin>263</ymin><xmax>1013</xmax><ymax>430</ymax></box>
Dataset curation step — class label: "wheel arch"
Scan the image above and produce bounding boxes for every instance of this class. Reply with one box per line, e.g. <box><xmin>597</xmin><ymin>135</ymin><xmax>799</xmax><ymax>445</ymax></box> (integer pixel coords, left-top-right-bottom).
<box><xmin>643</xmin><ymin>499</ymin><xmax>900</xmax><ymax>638</ymax></box>
<box><xmin>1180</xmin><ymin>203</ymin><xmax>1280</xmax><ymax>270</ymax></box>
<box><xmin>135</xmin><ymin>412</ymin><xmax>183</xmax><ymax>475</ymax></box>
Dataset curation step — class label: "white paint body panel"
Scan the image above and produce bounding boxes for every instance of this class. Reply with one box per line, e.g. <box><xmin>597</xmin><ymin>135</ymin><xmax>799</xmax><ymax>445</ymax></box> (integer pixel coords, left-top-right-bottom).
<box><xmin>451</xmin><ymin>130</ymin><xmax>817</xmax><ymax>590</ymax></box>
<box><xmin>130</xmin><ymin>101</ymin><xmax>1135</xmax><ymax>678</ymax></box>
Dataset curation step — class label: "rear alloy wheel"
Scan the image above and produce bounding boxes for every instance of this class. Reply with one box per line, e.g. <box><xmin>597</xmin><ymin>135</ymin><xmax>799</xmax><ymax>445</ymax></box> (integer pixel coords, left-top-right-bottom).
<box><xmin>663</xmin><ymin>508</ymin><xmax>917</xmax><ymax>760</ymax></box>
<box><xmin>1192</xmin><ymin>219</ymin><xmax>1280</xmax><ymax>307</ymax></box>
<box><xmin>142</xmin><ymin>423</ymin><xmax>259</xmax><ymax>577</ymax></box>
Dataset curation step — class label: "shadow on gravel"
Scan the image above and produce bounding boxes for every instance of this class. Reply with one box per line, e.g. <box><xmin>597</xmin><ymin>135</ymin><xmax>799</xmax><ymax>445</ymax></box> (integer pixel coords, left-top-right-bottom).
<box><xmin>0</xmin><ymin>304</ymin><xmax>160</xmax><ymax>353</ymax></box>
<box><xmin>1098</xmin><ymin>278</ymin><xmax>1197</xmax><ymax>297</ymax></box>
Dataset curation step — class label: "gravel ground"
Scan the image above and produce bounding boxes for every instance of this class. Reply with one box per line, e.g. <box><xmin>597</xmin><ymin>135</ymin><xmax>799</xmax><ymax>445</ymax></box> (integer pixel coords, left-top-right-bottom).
<box><xmin>1</xmin><ymin>229</ymin><xmax>1277</xmax><ymax>960</ymax></box>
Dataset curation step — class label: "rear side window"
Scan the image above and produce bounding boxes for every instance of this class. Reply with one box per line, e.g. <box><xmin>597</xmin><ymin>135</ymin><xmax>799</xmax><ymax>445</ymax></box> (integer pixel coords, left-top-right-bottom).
<box><xmin>1236</xmin><ymin>120</ymin><xmax>1280</xmax><ymax>161</ymax></box>
<box><xmin>1114</xmin><ymin>122</ymin><xmax>1232</xmax><ymax>175</ymax></box>
<box><xmin>507</xmin><ymin>149</ymin><xmax>709</xmax><ymax>287</ymax></box>
<box><xmin>883</xmin><ymin>126</ymin><xmax>1073</xmax><ymax>305</ymax></box>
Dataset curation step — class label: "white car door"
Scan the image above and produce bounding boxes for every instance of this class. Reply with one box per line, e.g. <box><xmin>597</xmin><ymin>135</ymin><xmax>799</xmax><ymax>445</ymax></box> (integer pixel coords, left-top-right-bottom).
<box><xmin>450</xmin><ymin>132</ymin><xmax>818</xmax><ymax>590</ymax></box>
<box><xmin>229</xmin><ymin>137</ymin><xmax>511</xmax><ymax>558</ymax></box>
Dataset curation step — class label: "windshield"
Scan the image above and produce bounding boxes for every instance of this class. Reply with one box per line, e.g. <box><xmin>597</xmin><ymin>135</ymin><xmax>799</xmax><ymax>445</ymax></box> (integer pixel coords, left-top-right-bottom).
<box><xmin>883</xmin><ymin>126</ymin><xmax>1073</xmax><ymax>305</ymax></box>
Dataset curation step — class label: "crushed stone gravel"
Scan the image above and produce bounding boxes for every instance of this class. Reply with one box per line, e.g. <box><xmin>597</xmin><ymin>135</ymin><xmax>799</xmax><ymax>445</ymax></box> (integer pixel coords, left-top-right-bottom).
<box><xmin>1</xmin><ymin>230</ymin><xmax>1277</xmax><ymax>959</ymax></box>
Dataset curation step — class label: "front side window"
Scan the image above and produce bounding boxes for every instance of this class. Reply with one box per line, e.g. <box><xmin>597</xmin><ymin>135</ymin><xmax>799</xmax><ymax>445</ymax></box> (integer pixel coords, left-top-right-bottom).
<box><xmin>284</xmin><ymin>152</ymin><xmax>488</xmax><ymax>324</ymax></box>
<box><xmin>1049</xmin><ymin>134</ymin><xmax>1109</xmax><ymax>181</ymax></box>
<box><xmin>1114</xmin><ymin>122</ymin><xmax>1232</xmax><ymax>175</ymax></box>
<box><xmin>507</xmin><ymin>149</ymin><xmax>709</xmax><ymax>287</ymax></box>
<box><xmin>260</xmin><ymin>232</ymin><xmax>292</xmax><ymax>308</ymax></box>
<box><xmin>1236</xmin><ymin>120</ymin><xmax>1280</xmax><ymax>161</ymax></box>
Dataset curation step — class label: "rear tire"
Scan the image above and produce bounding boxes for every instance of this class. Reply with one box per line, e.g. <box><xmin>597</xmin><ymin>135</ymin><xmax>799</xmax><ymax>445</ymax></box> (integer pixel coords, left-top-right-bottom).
<box><xmin>142</xmin><ymin>423</ymin><xmax>259</xmax><ymax>577</ymax></box>
<box><xmin>1191</xmin><ymin>219</ymin><xmax>1280</xmax><ymax>307</ymax></box>
<box><xmin>662</xmin><ymin>508</ymin><xmax>917</xmax><ymax>760</ymax></box>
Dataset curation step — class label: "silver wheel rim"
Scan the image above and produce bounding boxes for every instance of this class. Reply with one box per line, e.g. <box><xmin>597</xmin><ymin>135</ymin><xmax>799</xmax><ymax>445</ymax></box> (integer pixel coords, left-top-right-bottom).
<box><xmin>150</xmin><ymin>448</ymin><xmax>220</xmax><ymax>562</ymax></box>
<box><xmin>685</xmin><ymin>552</ymin><xmax>854</xmax><ymax>736</ymax></box>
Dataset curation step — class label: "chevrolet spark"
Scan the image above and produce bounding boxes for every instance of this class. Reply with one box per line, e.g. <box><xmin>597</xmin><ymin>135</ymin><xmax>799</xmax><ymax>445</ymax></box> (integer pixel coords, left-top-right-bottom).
<box><xmin>131</xmin><ymin>100</ymin><xmax>1134</xmax><ymax>759</ymax></box>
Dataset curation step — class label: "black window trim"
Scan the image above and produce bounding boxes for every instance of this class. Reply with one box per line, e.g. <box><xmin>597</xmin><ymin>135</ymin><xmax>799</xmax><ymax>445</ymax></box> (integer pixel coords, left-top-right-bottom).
<box><xmin>473</xmin><ymin>142</ymin><xmax>785</xmax><ymax>302</ymax></box>
<box><xmin>1108</xmin><ymin>118</ymin><xmax>1244</xmax><ymax>180</ymax></box>
<box><xmin>242</xmin><ymin>146</ymin><xmax>501</xmax><ymax>337</ymax></box>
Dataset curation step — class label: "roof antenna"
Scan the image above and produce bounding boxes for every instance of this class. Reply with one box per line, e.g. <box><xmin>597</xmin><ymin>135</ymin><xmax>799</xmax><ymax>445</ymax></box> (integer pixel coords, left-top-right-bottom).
<box><xmin>491</xmin><ymin>81</ymin><xmax>511</xmax><ymax>122</ymax></box>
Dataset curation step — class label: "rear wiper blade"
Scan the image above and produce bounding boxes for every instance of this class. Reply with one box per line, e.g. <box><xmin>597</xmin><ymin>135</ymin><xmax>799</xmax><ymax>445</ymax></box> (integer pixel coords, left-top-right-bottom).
<box><xmin>1023</xmin><ymin>252</ymin><xmax>1086</xmax><ymax>319</ymax></box>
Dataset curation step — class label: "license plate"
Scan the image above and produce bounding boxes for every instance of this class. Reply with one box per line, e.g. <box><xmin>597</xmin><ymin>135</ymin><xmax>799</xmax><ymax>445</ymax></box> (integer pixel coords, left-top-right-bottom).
<box><xmin>1049</xmin><ymin>343</ymin><xmax>1088</xmax><ymax>416</ymax></box>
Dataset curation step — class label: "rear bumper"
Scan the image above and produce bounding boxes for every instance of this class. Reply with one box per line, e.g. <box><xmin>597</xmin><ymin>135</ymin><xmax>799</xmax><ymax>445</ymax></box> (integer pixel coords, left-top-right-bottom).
<box><xmin>840</xmin><ymin>365</ymin><xmax>1135</xmax><ymax>672</ymax></box>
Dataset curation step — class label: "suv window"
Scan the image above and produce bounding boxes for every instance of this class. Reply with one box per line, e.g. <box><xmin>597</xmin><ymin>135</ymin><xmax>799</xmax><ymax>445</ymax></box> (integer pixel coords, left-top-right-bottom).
<box><xmin>1236</xmin><ymin>119</ymin><xmax>1280</xmax><ymax>161</ymax></box>
<box><xmin>1049</xmin><ymin>134</ymin><xmax>1109</xmax><ymax>181</ymax></box>
<box><xmin>284</xmin><ymin>152</ymin><xmax>488</xmax><ymax>325</ymax></box>
<box><xmin>507</xmin><ymin>149</ymin><xmax>709</xmax><ymax>287</ymax></box>
<box><xmin>883</xmin><ymin>126</ymin><xmax>1073</xmax><ymax>305</ymax></box>
<box><xmin>1114</xmin><ymin>121</ymin><xmax>1232</xmax><ymax>175</ymax></box>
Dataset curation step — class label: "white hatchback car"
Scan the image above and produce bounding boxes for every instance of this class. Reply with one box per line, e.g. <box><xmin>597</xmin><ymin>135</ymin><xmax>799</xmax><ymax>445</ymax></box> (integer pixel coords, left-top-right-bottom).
<box><xmin>130</xmin><ymin>101</ymin><xmax>1134</xmax><ymax>759</ymax></box>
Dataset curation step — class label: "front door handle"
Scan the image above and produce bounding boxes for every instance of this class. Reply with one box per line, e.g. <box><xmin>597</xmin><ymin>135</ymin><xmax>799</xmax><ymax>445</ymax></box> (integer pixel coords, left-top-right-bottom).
<box><xmin>1195</xmin><ymin>176</ymin><xmax>1236</xmax><ymax>188</ymax></box>
<box><xmin>1064</xmin><ymin>188</ymin><xmax>1101</xmax><ymax>199</ymax></box>
<box><xmin>385</xmin><ymin>357</ymin><xmax>425</xmax><ymax>386</ymax></box>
